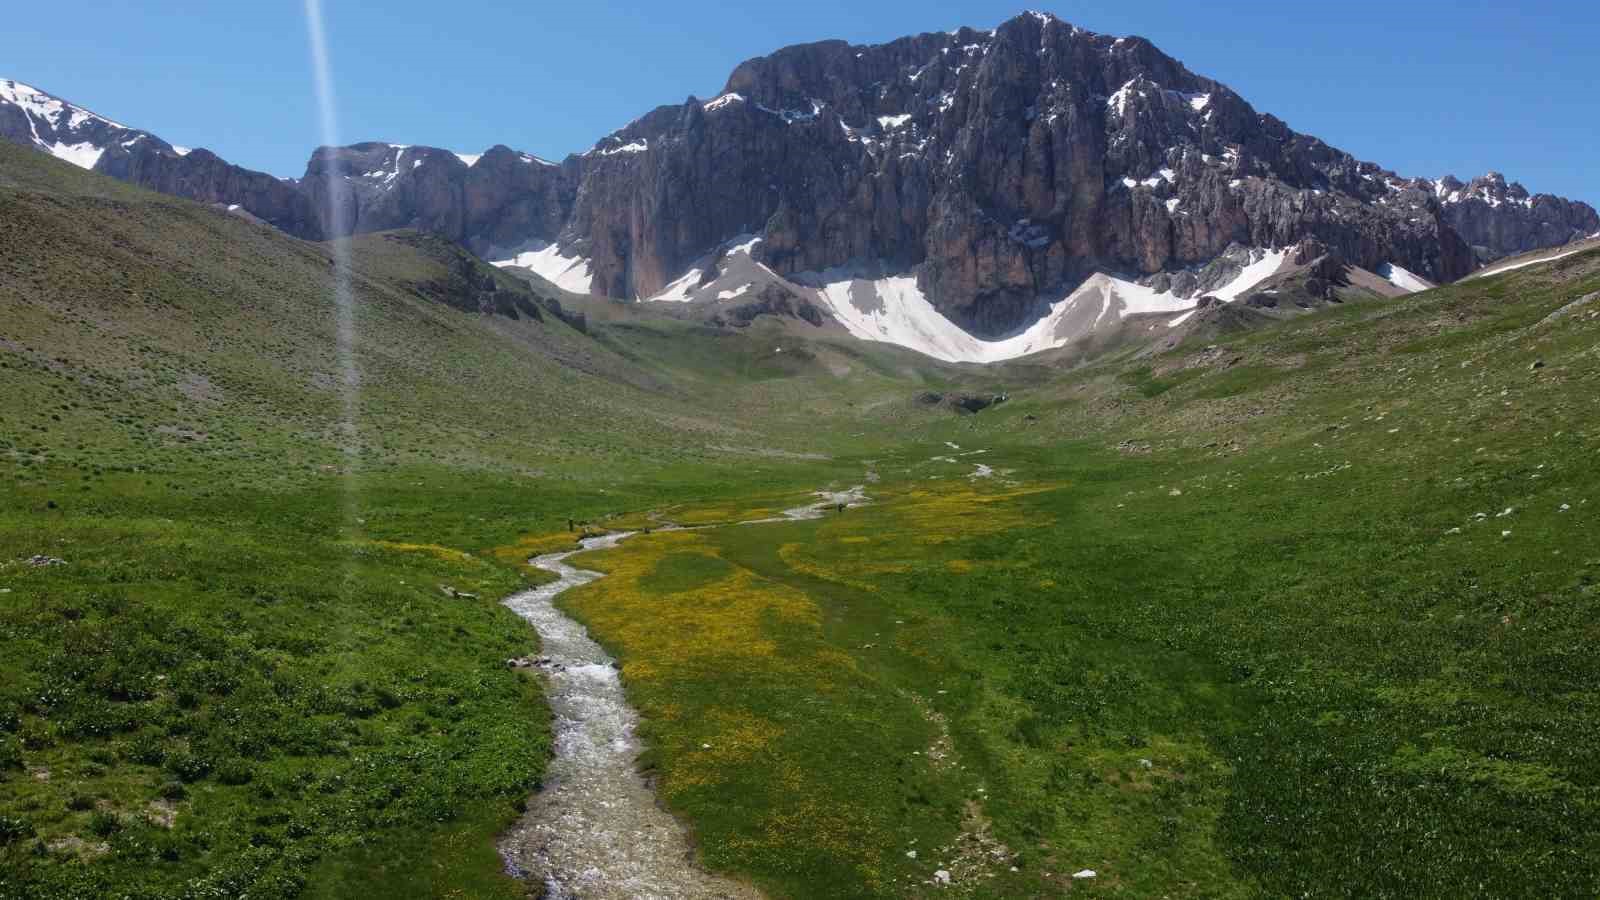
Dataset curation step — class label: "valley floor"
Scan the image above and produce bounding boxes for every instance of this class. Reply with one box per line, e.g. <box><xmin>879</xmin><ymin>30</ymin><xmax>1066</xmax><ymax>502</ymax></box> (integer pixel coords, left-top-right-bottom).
<box><xmin>5</xmin><ymin>136</ymin><xmax>1600</xmax><ymax>897</ymax></box>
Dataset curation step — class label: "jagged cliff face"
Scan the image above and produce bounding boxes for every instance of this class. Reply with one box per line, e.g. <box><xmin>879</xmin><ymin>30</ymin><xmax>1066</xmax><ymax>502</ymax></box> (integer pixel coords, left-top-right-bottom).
<box><xmin>554</xmin><ymin>12</ymin><xmax>1490</xmax><ymax>333</ymax></box>
<box><xmin>1425</xmin><ymin>173</ymin><xmax>1600</xmax><ymax>264</ymax></box>
<box><xmin>297</xmin><ymin>143</ymin><xmax>579</xmax><ymax>257</ymax></box>
<box><xmin>3</xmin><ymin>12</ymin><xmax>1597</xmax><ymax>341</ymax></box>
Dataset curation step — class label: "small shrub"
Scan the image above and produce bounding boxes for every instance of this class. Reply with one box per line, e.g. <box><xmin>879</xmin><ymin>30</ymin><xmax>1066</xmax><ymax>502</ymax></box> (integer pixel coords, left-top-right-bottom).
<box><xmin>165</xmin><ymin>750</ymin><xmax>210</xmax><ymax>783</ymax></box>
<box><xmin>66</xmin><ymin>793</ymin><xmax>95</xmax><ymax>812</ymax></box>
<box><xmin>215</xmin><ymin>758</ymin><xmax>254</xmax><ymax>786</ymax></box>
<box><xmin>0</xmin><ymin>815</ymin><xmax>34</xmax><ymax>845</ymax></box>
<box><xmin>157</xmin><ymin>781</ymin><xmax>187</xmax><ymax>801</ymax></box>
<box><xmin>18</xmin><ymin>724</ymin><xmax>54</xmax><ymax>751</ymax></box>
<box><xmin>88</xmin><ymin>810</ymin><xmax>121</xmax><ymax>837</ymax></box>
<box><xmin>0</xmin><ymin>737</ymin><xmax>21</xmax><ymax>771</ymax></box>
<box><xmin>125</xmin><ymin>734</ymin><xmax>166</xmax><ymax>766</ymax></box>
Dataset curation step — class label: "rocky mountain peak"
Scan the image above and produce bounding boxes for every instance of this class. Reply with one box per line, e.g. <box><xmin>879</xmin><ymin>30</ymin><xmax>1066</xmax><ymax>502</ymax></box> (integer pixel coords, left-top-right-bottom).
<box><xmin>3</xmin><ymin>15</ymin><xmax>1596</xmax><ymax>362</ymax></box>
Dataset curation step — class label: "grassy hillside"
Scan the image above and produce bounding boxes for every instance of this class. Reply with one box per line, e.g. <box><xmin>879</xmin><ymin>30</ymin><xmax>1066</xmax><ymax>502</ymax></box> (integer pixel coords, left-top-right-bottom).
<box><xmin>0</xmin><ymin>143</ymin><xmax>909</xmax><ymax>897</ymax></box>
<box><xmin>4</xmin><ymin>136</ymin><xmax>1600</xmax><ymax>898</ymax></box>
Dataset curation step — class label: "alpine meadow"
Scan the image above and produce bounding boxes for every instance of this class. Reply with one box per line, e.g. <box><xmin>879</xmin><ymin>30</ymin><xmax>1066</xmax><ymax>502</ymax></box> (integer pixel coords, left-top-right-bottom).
<box><xmin>3</xmin><ymin>7</ymin><xmax>1600</xmax><ymax>899</ymax></box>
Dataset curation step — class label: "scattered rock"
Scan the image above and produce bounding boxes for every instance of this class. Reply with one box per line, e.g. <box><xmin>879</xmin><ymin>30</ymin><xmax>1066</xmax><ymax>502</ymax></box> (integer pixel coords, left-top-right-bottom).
<box><xmin>934</xmin><ymin>869</ymin><xmax>952</xmax><ymax>885</ymax></box>
<box><xmin>906</xmin><ymin>850</ymin><xmax>918</xmax><ymax>859</ymax></box>
<box><xmin>26</xmin><ymin>555</ymin><xmax>66</xmax><ymax>568</ymax></box>
<box><xmin>1530</xmin><ymin>360</ymin><xmax>1545</xmax><ymax>370</ymax></box>
<box><xmin>1072</xmin><ymin>869</ymin><xmax>1098</xmax><ymax>879</ymax></box>
<box><xmin>146</xmin><ymin>800</ymin><xmax>178</xmax><ymax>829</ymax></box>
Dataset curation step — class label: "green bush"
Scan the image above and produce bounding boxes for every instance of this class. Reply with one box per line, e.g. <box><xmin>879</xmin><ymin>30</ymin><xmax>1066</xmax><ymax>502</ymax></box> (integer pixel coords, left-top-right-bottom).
<box><xmin>124</xmin><ymin>733</ymin><xmax>166</xmax><ymax>766</ymax></box>
<box><xmin>215</xmin><ymin>757</ymin><xmax>254</xmax><ymax>786</ymax></box>
<box><xmin>164</xmin><ymin>750</ymin><xmax>210</xmax><ymax>783</ymax></box>
<box><xmin>0</xmin><ymin>815</ymin><xmax>34</xmax><ymax>845</ymax></box>
<box><xmin>0</xmin><ymin>737</ymin><xmax>21</xmax><ymax>771</ymax></box>
<box><xmin>88</xmin><ymin>810</ymin><xmax>122</xmax><ymax>837</ymax></box>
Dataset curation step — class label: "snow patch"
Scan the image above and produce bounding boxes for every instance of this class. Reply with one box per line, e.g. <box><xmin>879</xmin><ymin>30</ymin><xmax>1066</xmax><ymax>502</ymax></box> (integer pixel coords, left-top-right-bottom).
<box><xmin>1472</xmin><ymin>247</ymin><xmax>1589</xmax><ymax>279</ymax></box>
<box><xmin>1378</xmin><ymin>262</ymin><xmax>1434</xmax><ymax>293</ymax></box>
<box><xmin>490</xmin><ymin>241</ymin><xmax>595</xmax><ymax>294</ymax></box>
<box><xmin>453</xmin><ymin>152</ymin><xmax>482</xmax><ymax>167</ymax></box>
<box><xmin>44</xmin><ymin>141</ymin><xmax>104</xmax><ymax>169</ymax></box>
<box><xmin>878</xmin><ymin>113</ymin><xmax>912</xmax><ymax>130</ymax></box>
<box><xmin>647</xmin><ymin>268</ymin><xmax>704</xmax><ymax>303</ymax></box>
<box><xmin>704</xmin><ymin>92</ymin><xmax>745</xmax><ymax>111</ymax></box>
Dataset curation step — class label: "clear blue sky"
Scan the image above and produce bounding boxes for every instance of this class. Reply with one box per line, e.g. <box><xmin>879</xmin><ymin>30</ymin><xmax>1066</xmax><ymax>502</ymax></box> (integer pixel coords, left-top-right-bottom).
<box><xmin>4</xmin><ymin>2</ymin><xmax>1595</xmax><ymax>204</ymax></box>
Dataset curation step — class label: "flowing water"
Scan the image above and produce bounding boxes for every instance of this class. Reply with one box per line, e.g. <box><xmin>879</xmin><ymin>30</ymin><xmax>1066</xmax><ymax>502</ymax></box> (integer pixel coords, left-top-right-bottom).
<box><xmin>499</xmin><ymin>533</ymin><xmax>760</xmax><ymax>899</ymax></box>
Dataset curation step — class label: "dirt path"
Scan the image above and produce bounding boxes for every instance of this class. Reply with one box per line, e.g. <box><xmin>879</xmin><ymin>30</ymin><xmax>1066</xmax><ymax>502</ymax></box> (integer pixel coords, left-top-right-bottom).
<box><xmin>499</xmin><ymin>532</ymin><xmax>761</xmax><ymax>899</ymax></box>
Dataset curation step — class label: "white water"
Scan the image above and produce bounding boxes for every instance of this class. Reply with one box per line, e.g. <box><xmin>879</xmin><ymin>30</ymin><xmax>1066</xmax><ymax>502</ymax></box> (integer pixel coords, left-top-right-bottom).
<box><xmin>499</xmin><ymin>533</ymin><xmax>759</xmax><ymax>899</ymax></box>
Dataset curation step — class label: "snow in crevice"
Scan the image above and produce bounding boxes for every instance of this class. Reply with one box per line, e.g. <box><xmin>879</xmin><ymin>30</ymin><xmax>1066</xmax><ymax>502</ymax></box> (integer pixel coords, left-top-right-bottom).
<box><xmin>453</xmin><ymin>151</ymin><xmax>483</xmax><ymax>167</ymax></box>
<box><xmin>704</xmin><ymin>92</ymin><xmax>745</xmax><ymax>111</ymax></box>
<box><xmin>755</xmin><ymin>98</ymin><xmax>825</xmax><ymax>124</ymax></box>
<box><xmin>595</xmin><ymin>139</ymin><xmax>647</xmax><ymax>156</ymax></box>
<box><xmin>1107</xmin><ymin>79</ymin><xmax>1145</xmax><ymax>117</ymax></box>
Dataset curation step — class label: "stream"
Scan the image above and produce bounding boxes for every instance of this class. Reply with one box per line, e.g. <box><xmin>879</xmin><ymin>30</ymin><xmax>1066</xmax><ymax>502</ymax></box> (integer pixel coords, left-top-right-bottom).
<box><xmin>498</xmin><ymin>532</ymin><xmax>758</xmax><ymax>899</ymax></box>
<box><xmin>497</xmin><ymin>488</ymin><xmax>869</xmax><ymax>897</ymax></box>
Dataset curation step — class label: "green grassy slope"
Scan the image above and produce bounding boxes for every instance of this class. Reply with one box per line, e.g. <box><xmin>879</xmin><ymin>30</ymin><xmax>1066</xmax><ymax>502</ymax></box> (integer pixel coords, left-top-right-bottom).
<box><xmin>551</xmin><ymin>249</ymin><xmax>1600</xmax><ymax>897</ymax></box>
<box><xmin>5</xmin><ymin>134</ymin><xmax>1600</xmax><ymax>899</ymax></box>
<box><xmin>0</xmin><ymin>143</ymin><xmax>895</xmax><ymax>898</ymax></box>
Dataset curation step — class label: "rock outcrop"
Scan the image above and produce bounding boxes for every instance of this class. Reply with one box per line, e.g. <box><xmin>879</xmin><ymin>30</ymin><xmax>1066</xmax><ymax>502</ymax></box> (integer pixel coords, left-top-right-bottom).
<box><xmin>4</xmin><ymin>12</ymin><xmax>1596</xmax><ymax>340</ymax></box>
<box><xmin>1425</xmin><ymin>173</ymin><xmax>1600</xmax><ymax>264</ymax></box>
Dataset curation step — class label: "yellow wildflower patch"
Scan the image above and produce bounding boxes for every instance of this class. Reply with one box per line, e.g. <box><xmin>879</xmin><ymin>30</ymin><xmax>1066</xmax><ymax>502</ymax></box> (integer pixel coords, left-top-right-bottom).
<box><xmin>487</xmin><ymin>531</ymin><xmax>581</xmax><ymax>569</ymax></box>
<box><xmin>359</xmin><ymin>540</ymin><xmax>476</xmax><ymax>564</ymax></box>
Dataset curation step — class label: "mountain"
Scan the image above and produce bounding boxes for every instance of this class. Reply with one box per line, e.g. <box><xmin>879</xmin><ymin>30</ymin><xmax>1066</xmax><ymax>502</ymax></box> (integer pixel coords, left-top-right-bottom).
<box><xmin>1428</xmin><ymin>172</ymin><xmax>1600</xmax><ymax>264</ymax></box>
<box><xmin>4</xmin><ymin>11</ymin><xmax>1596</xmax><ymax>363</ymax></box>
<box><xmin>0</xmin><ymin>78</ymin><xmax>321</xmax><ymax>238</ymax></box>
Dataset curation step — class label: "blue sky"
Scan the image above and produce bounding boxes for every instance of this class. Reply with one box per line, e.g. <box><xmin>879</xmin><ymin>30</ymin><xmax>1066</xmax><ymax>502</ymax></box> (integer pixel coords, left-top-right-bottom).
<box><xmin>4</xmin><ymin>2</ymin><xmax>1595</xmax><ymax>204</ymax></box>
